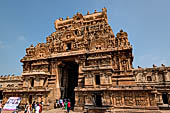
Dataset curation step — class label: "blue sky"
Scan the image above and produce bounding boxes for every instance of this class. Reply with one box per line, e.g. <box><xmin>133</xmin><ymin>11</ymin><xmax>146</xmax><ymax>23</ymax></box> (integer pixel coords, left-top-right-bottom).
<box><xmin>0</xmin><ymin>0</ymin><xmax>170</xmax><ymax>75</ymax></box>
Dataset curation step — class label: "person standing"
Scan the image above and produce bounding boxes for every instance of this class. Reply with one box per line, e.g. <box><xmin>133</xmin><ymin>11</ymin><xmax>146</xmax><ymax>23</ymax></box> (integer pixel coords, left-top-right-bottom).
<box><xmin>32</xmin><ymin>101</ymin><xmax>36</xmax><ymax>113</ymax></box>
<box><xmin>56</xmin><ymin>100</ymin><xmax>59</xmax><ymax>108</ymax></box>
<box><xmin>0</xmin><ymin>101</ymin><xmax>2</xmax><ymax>113</ymax></box>
<box><xmin>64</xmin><ymin>100</ymin><xmax>68</xmax><ymax>111</ymax></box>
<box><xmin>35</xmin><ymin>103</ymin><xmax>40</xmax><ymax>113</ymax></box>
<box><xmin>39</xmin><ymin>102</ymin><xmax>42</xmax><ymax>113</ymax></box>
<box><xmin>67</xmin><ymin>100</ymin><xmax>71</xmax><ymax>113</ymax></box>
<box><xmin>59</xmin><ymin>99</ymin><xmax>63</xmax><ymax>108</ymax></box>
<box><xmin>24</xmin><ymin>103</ymin><xmax>28</xmax><ymax>113</ymax></box>
<box><xmin>27</xmin><ymin>104</ymin><xmax>32</xmax><ymax>113</ymax></box>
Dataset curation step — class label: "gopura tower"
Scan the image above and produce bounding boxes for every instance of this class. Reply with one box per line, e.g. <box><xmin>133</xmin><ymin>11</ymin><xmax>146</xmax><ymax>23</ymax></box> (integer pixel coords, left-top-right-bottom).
<box><xmin>20</xmin><ymin>8</ymin><xmax>160</xmax><ymax>111</ymax></box>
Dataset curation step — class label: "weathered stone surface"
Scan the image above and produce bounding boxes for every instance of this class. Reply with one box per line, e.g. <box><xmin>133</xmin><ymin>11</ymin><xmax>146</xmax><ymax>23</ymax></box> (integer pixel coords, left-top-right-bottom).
<box><xmin>0</xmin><ymin>8</ymin><xmax>170</xmax><ymax>112</ymax></box>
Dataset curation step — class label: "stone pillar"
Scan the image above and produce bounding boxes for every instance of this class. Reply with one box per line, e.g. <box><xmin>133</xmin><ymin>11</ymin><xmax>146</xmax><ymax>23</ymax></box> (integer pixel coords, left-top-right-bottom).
<box><xmin>75</xmin><ymin>58</ymin><xmax>84</xmax><ymax>87</ymax></box>
<box><xmin>157</xmin><ymin>93</ymin><xmax>163</xmax><ymax>105</ymax></box>
<box><xmin>168</xmin><ymin>93</ymin><xmax>170</xmax><ymax>104</ymax></box>
<box><xmin>147</xmin><ymin>93</ymin><xmax>150</xmax><ymax>106</ymax></box>
<box><xmin>51</xmin><ymin>60</ymin><xmax>61</xmax><ymax>99</ymax></box>
<box><xmin>55</xmin><ymin>63</ymin><xmax>61</xmax><ymax>99</ymax></box>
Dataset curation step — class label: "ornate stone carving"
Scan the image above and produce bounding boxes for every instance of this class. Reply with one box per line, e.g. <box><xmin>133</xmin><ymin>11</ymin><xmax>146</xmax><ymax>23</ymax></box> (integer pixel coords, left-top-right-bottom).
<box><xmin>2</xmin><ymin>8</ymin><xmax>170</xmax><ymax>112</ymax></box>
<box><xmin>135</xmin><ymin>92</ymin><xmax>147</xmax><ymax>106</ymax></box>
<box><xmin>124</xmin><ymin>92</ymin><xmax>134</xmax><ymax>106</ymax></box>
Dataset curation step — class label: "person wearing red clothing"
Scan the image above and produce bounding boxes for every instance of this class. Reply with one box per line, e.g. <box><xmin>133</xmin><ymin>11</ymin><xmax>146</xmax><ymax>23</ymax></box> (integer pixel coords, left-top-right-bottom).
<box><xmin>39</xmin><ymin>104</ymin><xmax>42</xmax><ymax>113</ymax></box>
<box><xmin>67</xmin><ymin>100</ymin><xmax>71</xmax><ymax>113</ymax></box>
<box><xmin>39</xmin><ymin>102</ymin><xmax>43</xmax><ymax>113</ymax></box>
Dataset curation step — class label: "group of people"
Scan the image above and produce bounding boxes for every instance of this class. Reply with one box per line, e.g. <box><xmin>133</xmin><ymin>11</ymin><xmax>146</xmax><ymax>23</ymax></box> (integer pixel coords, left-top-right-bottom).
<box><xmin>56</xmin><ymin>98</ymin><xmax>71</xmax><ymax>113</ymax></box>
<box><xmin>24</xmin><ymin>101</ymin><xmax>42</xmax><ymax>113</ymax></box>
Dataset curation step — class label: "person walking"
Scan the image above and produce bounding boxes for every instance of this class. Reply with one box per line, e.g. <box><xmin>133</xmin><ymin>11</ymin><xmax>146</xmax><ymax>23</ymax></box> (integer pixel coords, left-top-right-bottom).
<box><xmin>67</xmin><ymin>100</ymin><xmax>71</xmax><ymax>113</ymax></box>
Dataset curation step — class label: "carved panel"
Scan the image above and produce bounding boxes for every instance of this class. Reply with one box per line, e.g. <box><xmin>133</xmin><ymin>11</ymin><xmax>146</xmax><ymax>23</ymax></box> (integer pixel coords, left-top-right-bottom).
<box><xmin>124</xmin><ymin>92</ymin><xmax>134</xmax><ymax>106</ymax></box>
<box><xmin>100</xmin><ymin>74</ymin><xmax>110</xmax><ymax>85</ymax></box>
<box><xmin>115</xmin><ymin>92</ymin><xmax>122</xmax><ymax>106</ymax></box>
<box><xmin>135</xmin><ymin>92</ymin><xmax>147</xmax><ymax>106</ymax></box>
<box><xmin>149</xmin><ymin>94</ymin><xmax>156</xmax><ymax>106</ymax></box>
<box><xmin>85</xmin><ymin>94</ymin><xmax>93</xmax><ymax>105</ymax></box>
<box><xmin>136</xmin><ymin>73</ymin><xmax>144</xmax><ymax>82</ymax></box>
<box><xmin>85</xmin><ymin>77</ymin><xmax>93</xmax><ymax>86</ymax></box>
<box><xmin>158</xmin><ymin>72</ymin><xmax>163</xmax><ymax>82</ymax></box>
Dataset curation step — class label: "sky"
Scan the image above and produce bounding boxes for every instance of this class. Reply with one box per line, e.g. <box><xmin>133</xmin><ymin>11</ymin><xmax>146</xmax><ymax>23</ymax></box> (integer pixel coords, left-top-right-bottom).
<box><xmin>0</xmin><ymin>0</ymin><xmax>170</xmax><ymax>75</ymax></box>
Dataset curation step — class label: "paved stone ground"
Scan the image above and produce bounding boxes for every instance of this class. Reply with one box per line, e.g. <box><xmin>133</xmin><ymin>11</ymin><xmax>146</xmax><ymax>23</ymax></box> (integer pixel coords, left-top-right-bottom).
<box><xmin>2</xmin><ymin>109</ymin><xmax>170</xmax><ymax>113</ymax></box>
<box><xmin>2</xmin><ymin>108</ymin><xmax>81</xmax><ymax>113</ymax></box>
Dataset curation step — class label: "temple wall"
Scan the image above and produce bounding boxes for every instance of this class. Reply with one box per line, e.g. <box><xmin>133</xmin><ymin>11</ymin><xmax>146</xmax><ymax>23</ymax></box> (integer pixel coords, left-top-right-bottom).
<box><xmin>75</xmin><ymin>90</ymin><xmax>157</xmax><ymax>109</ymax></box>
<box><xmin>134</xmin><ymin>66</ymin><xmax>170</xmax><ymax>106</ymax></box>
<box><xmin>0</xmin><ymin>76</ymin><xmax>22</xmax><ymax>89</ymax></box>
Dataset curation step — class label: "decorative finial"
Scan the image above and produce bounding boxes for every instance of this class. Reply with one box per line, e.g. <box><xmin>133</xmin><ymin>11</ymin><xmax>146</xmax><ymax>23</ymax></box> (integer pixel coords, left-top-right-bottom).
<box><xmin>59</xmin><ymin>18</ymin><xmax>63</xmax><ymax>21</ymax></box>
<box><xmin>138</xmin><ymin>66</ymin><xmax>141</xmax><ymax>68</ymax></box>
<box><xmin>102</xmin><ymin>7</ymin><xmax>107</xmax><ymax>12</ymax></box>
<box><xmin>120</xmin><ymin>29</ymin><xmax>123</xmax><ymax>32</ymax></box>
<box><xmin>77</xmin><ymin>12</ymin><xmax>80</xmax><ymax>15</ymax></box>
<box><xmin>153</xmin><ymin>64</ymin><xmax>157</xmax><ymax>68</ymax></box>
<box><xmin>87</xmin><ymin>11</ymin><xmax>90</xmax><ymax>15</ymax></box>
<box><xmin>30</xmin><ymin>44</ymin><xmax>34</xmax><ymax>47</ymax></box>
<box><xmin>66</xmin><ymin>16</ymin><xmax>69</xmax><ymax>20</ymax></box>
<box><xmin>161</xmin><ymin>64</ymin><xmax>165</xmax><ymax>67</ymax></box>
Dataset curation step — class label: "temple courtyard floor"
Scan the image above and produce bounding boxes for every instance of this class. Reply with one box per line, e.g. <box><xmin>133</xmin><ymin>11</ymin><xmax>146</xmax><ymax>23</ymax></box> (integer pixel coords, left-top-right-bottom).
<box><xmin>2</xmin><ymin>108</ymin><xmax>170</xmax><ymax>113</ymax></box>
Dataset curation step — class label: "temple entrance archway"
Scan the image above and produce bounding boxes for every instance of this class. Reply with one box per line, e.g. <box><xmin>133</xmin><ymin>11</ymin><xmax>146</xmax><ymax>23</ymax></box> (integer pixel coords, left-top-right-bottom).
<box><xmin>59</xmin><ymin>61</ymin><xmax>79</xmax><ymax>108</ymax></box>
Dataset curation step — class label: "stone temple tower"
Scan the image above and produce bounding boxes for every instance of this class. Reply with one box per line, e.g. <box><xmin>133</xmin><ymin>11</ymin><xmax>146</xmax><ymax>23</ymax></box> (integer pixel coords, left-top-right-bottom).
<box><xmin>1</xmin><ymin>8</ymin><xmax>170</xmax><ymax>112</ymax></box>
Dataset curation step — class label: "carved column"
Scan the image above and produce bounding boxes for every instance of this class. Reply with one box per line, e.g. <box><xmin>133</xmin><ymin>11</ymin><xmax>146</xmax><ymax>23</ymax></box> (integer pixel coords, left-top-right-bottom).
<box><xmin>155</xmin><ymin>72</ymin><xmax>159</xmax><ymax>82</ymax></box>
<box><xmin>157</xmin><ymin>93</ymin><xmax>163</xmax><ymax>105</ymax></box>
<box><xmin>147</xmin><ymin>93</ymin><xmax>150</xmax><ymax>106</ymax></box>
<box><xmin>168</xmin><ymin>93</ymin><xmax>170</xmax><ymax>104</ymax></box>
<box><xmin>51</xmin><ymin>59</ymin><xmax>61</xmax><ymax>99</ymax></box>
<box><xmin>75</xmin><ymin>56</ymin><xmax>85</xmax><ymax>87</ymax></box>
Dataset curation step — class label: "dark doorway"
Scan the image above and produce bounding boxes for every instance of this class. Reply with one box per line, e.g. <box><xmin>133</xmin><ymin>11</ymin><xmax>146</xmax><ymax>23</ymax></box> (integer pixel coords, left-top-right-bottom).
<box><xmin>162</xmin><ymin>93</ymin><xmax>168</xmax><ymax>104</ymax></box>
<box><xmin>60</xmin><ymin>61</ymin><xmax>79</xmax><ymax>108</ymax></box>
<box><xmin>95</xmin><ymin>94</ymin><xmax>102</xmax><ymax>107</ymax></box>
<box><xmin>66</xmin><ymin>43</ymin><xmax>72</xmax><ymax>51</ymax></box>
<box><xmin>95</xmin><ymin>75</ymin><xmax>100</xmax><ymax>85</ymax></box>
<box><xmin>31</xmin><ymin>78</ymin><xmax>34</xmax><ymax>87</ymax></box>
<box><xmin>29</xmin><ymin>95</ymin><xmax>32</xmax><ymax>104</ymax></box>
<box><xmin>0</xmin><ymin>91</ymin><xmax>3</xmax><ymax>100</ymax></box>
